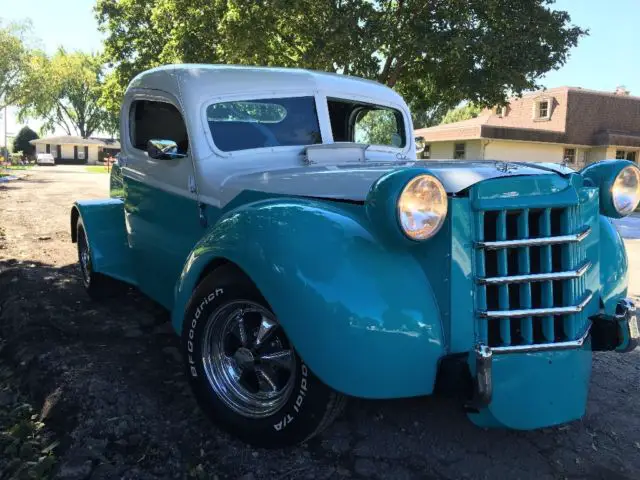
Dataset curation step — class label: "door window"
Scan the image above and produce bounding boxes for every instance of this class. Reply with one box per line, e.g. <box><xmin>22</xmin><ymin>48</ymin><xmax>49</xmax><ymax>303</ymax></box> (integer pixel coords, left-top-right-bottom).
<box><xmin>130</xmin><ymin>100</ymin><xmax>189</xmax><ymax>154</ymax></box>
<box><xmin>327</xmin><ymin>98</ymin><xmax>406</xmax><ymax>148</ymax></box>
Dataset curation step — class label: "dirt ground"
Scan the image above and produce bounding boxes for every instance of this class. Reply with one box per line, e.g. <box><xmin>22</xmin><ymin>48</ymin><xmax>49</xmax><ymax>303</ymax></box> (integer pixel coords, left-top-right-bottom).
<box><xmin>1</xmin><ymin>165</ymin><xmax>640</xmax><ymax>480</ymax></box>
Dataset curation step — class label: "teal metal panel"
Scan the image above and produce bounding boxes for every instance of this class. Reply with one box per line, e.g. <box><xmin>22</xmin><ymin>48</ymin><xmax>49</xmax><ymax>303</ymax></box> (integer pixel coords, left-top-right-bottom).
<box><xmin>471</xmin><ymin>174</ymin><xmax>579</xmax><ymax>210</ymax></box>
<box><xmin>124</xmin><ymin>176</ymin><xmax>203</xmax><ymax>309</ymax></box>
<box><xmin>174</xmin><ymin>198</ymin><xmax>446</xmax><ymax>399</ymax></box>
<box><xmin>72</xmin><ymin>199</ymin><xmax>136</xmax><ymax>286</ymax></box>
<box><xmin>109</xmin><ymin>163</ymin><xmax>124</xmax><ymax>199</ymax></box>
<box><xmin>447</xmin><ymin>198</ymin><xmax>476</xmax><ymax>353</ymax></box>
<box><xmin>467</xmin><ymin>344</ymin><xmax>592</xmax><ymax>429</ymax></box>
<box><xmin>599</xmin><ymin>216</ymin><xmax>628</xmax><ymax>315</ymax></box>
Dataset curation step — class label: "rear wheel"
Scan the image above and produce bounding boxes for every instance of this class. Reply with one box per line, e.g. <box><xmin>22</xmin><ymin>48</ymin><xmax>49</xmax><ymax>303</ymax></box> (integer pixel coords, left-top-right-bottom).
<box><xmin>76</xmin><ymin>220</ymin><xmax>125</xmax><ymax>300</ymax></box>
<box><xmin>183</xmin><ymin>268</ymin><xmax>346</xmax><ymax>447</ymax></box>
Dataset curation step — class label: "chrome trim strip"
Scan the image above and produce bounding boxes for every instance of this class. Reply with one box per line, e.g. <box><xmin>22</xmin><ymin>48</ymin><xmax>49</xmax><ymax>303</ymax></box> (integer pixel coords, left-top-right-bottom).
<box><xmin>477</xmin><ymin>262</ymin><xmax>591</xmax><ymax>285</ymax></box>
<box><xmin>478</xmin><ymin>292</ymin><xmax>593</xmax><ymax>319</ymax></box>
<box><xmin>490</xmin><ymin>324</ymin><xmax>592</xmax><ymax>354</ymax></box>
<box><xmin>475</xmin><ymin>227</ymin><xmax>590</xmax><ymax>250</ymax></box>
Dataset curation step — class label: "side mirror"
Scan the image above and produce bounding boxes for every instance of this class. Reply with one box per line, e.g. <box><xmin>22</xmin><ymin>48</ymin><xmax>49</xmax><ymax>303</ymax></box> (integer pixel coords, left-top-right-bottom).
<box><xmin>147</xmin><ymin>139</ymin><xmax>187</xmax><ymax>160</ymax></box>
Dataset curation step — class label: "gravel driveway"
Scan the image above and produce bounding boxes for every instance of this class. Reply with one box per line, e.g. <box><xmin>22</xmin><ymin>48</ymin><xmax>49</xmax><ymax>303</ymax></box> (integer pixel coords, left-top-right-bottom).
<box><xmin>1</xmin><ymin>165</ymin><xmax>639</xmax><ymax>480</ymax></box>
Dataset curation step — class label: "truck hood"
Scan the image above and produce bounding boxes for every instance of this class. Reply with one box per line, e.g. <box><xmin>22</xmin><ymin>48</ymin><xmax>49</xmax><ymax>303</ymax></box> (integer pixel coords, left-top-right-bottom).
<box><xmin>222</xmin><ymin>160</ymin><xmax>575</xmax><ymax>202</ymax></box>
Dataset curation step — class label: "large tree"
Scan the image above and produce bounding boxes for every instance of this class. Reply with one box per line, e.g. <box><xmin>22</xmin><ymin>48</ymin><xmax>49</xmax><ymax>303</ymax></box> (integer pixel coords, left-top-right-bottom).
<box><xmin>440</xmin><ymin>102</ymin><xmax>484</xmax><ymax>125</ymax></box>
<box><xmin>12</xmin><ymin>125</ymin><xmax>38</xmax><ymax>156</ymax></box>
<box><xmin>0</xmin><ymin>19</ymin><xmax>32</xmax><ymax>109</ymax></box>
<box><xmin>17</xmin><ymin>49</ymin><xmax>110</xmax><ymax>138</ymax></box>
<box><xmin>96</xmin><ymin>0</ymin><xmax>586</xmax><ymax>122</ymax></box>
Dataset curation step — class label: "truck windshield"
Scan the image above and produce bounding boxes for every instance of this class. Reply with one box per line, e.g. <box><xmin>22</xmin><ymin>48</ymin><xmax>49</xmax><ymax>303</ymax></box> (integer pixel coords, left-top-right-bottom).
<box><xmin>327</xmin><ymin>98</ymin><xmax>406</xmax><ymax>148</ymax></box>
<box><xmin>207</xmin><ymin>96</ymin><xmax>322</xmax><ymax>152</ymax></box>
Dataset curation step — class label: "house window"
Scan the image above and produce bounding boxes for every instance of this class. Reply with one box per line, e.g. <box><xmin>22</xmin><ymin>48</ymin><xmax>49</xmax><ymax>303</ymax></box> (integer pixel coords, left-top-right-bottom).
<box><xmin>534</xmin><ymin>97</ymin><xmax>552</xmax><ymax>120</ymax></box>
<box><xmin>423</xmin><ymin>144</ymin><xmax>431</xmax><ymax>159</ymax></box>
<box><xmin>497</xmin><ymin>106</ymin><xmax>507</xmax><ymax>118</ymax></box>
<box><xmin>538</xmin><ymin>101</ymin><xmax>549</xmax><ymax>118</ymax></box>
<box><xmin>616</xmin><ymin>150</ymin><xmax>637</xmax><ymax>162</ymax></box>
<box><xmin>454</xmin><ymin>143</ymin><xmax>465</xmax><ymax>159</ymax></box>
<box><xmin>563</xmin><ymin>148</ymin><xmax>576</xmax><ymax>164</ymax></box>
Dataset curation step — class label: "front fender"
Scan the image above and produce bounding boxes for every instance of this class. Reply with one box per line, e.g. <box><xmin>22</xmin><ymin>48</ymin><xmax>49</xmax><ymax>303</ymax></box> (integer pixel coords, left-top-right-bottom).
<box><xmin>71</xmin><ymin>199</ymin><xmax>136</xmax><ymax>286</ymax></box>
<box><xmin>173</xmin><ymin>199</ymin><xmax>445</xmax><ymax>399</ymax></box>
<box><xmin>599</xmin><ymin>215</ymin><xmax>628</xmax><ymax>315</ymax></box>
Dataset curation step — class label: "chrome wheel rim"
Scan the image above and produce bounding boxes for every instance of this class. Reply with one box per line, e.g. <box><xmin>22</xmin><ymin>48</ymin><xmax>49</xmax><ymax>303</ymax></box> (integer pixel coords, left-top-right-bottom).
<box><xmin>202</xmin><ymin>300</ymin><xmax>296</xmax><ymax>418</ymax></box>
<box><xmin>78</xmin><ymin>231</ymin><xmax>92</xmax><ymax>287</ymax></box>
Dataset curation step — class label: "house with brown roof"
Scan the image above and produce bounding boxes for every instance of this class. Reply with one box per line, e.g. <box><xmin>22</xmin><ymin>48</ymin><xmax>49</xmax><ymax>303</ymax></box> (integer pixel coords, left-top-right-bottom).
<box><xmin>29</xmin><ymin>135</ymin><xmax>120</xmax><ymax>164</ymax></box>
<box><xmin>414</xmin><ymin>86</ymin><xmax>640</xmax><ymax>169</ymax></box>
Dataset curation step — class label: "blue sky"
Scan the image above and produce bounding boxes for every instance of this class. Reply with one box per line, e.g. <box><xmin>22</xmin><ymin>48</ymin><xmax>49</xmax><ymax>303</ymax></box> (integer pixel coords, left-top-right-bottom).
<box><xmin>1</xmin><ymin>0</ymin><xmax>639</xmax><ymax>137</ymax></box>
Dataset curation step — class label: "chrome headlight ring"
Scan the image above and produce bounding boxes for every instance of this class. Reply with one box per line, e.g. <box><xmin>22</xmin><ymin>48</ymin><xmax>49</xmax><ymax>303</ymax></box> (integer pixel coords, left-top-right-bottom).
<box><xmin>611</xmin><ymin>164</ymin><xmax>640</xmax><ymax>216</ymax></box>
<box><xmin>397</xmin><ymin>174</ymin><xmax>448</xmax><ymax>241</ymax></box>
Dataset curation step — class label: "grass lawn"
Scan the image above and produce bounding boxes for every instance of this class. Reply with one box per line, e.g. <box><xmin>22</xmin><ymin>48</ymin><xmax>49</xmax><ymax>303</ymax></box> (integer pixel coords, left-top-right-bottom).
<box><xmin>85</xmin><ymin>165</ymin><xmax>110</xmax><ymax>174</ymax></box>
<box><xmin>1</xmin><ymin>164</ymin><xmax>34</xmax><ymax>171</ymax></box>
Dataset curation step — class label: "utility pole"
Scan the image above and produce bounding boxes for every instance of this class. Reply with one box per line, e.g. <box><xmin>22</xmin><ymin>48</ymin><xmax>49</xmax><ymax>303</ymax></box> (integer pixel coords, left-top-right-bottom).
<box><xmin>3</xmin><ymin>106</ymin><xmax>7</xmax><ymax>161</ymax></box>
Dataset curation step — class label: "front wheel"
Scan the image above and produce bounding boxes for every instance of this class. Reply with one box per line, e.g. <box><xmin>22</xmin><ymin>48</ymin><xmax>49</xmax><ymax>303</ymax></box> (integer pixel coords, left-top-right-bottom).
<box><xmin>182</xmin><ymin>269</ymin><xmax>346</xmax><ymax>447</ymax></box>
<box><xmin>76</xmin><ymin>220</ymin><xmax>125</xmax><ymax>300</ymax></box>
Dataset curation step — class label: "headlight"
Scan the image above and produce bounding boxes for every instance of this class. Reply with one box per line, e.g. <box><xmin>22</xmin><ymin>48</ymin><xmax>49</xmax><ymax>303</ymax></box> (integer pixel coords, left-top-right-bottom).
<box><xmin>397</xmin><ymin>174</ymin><xmax>448</xmax><ymax>240</ymax></box>
<box><xmin>612</xmin><ymin>165</ymin><xmax>640</xmax><ymax>215</ymax></box>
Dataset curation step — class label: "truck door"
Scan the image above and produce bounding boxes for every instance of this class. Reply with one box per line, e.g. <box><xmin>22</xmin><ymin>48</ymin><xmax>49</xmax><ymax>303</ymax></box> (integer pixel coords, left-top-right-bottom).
<box><xmin>120</xmin><ymin>94</ymin><xmax>202</xmax><ymax>308</ymax></box>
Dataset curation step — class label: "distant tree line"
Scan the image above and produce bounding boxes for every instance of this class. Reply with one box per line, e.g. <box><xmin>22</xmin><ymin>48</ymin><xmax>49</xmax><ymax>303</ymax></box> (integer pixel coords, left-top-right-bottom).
<box><xmin>2</xmin><ymin>1</ymin><xmax>587</xmax><ymax>140</ymax></box>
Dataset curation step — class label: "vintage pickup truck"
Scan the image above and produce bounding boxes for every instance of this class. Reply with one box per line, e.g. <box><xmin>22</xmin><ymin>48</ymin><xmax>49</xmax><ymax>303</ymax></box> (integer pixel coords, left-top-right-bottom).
<box><xmin>71</xmin><ymin>65</ymin><xmax>639</xmax><ymax>447</ymax></box>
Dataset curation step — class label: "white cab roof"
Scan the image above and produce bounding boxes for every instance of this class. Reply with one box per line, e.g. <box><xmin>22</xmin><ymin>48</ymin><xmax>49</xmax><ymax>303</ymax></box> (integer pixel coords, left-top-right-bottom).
<box><xmin>127</xmin><ymin>64</ymin><xmax>405</xmax><ymax>106</ymax></box>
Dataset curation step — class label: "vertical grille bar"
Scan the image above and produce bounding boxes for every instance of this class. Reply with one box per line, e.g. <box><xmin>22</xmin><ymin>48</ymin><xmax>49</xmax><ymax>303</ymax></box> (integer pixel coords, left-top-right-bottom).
<box><xmin>475</xmin><ymin>212</ymin><xmax>488</xmax><ymax>343</ymax></box>
<box><xmin>562</xmin><ymin>207</ymin><xmax>577</xmax><ymax>339</ymax></box>
<box><xmin>517</xmin><ymin>209</ymin><xmax>533</xmax><ymax>344</ymax></box>
<box><xmin>539</xmin><ymin>208</ymin><xmax>555</xmax><ymax>342</ymax></box>
<box><xmin>496</xmin><ymin>210</ymin><xmax>511</xmax><ymax>345</ymax></box>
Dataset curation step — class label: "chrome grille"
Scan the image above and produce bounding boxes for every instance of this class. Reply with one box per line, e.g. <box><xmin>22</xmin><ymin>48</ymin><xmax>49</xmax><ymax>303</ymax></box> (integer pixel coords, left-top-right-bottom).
<box><xmin>474</xmin><ymin>206</ymin><xmax>590</xmax><ymax>347</ymax></box>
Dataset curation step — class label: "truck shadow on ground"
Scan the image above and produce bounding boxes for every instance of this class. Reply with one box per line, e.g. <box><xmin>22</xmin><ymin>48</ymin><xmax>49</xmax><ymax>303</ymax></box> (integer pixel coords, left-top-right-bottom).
<box><xmin>0</xmin><ymin>258</ymin><xmax>638</xmax><ymax>479</ymax></box>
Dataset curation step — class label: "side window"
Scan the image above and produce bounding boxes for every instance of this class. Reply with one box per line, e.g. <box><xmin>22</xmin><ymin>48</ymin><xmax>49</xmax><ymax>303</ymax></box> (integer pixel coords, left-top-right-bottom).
<box><xmin>130</xmin><ymin>100</ymin><xmax>189</xmax><ymax>154</ymax></box>
<box><xmin>327</xmin><ymin>98</ymin><xmax>406</xmax><ymax>148</ymax></box>
<box><xmin>206</xmin><ymin>96</ymin><xmax>321</xmax><ymax>152</ymax></box>
<box><xmin>354</xmin><ymin>109</ymin><xmax>404</xmax><ymax>147</ymax></box>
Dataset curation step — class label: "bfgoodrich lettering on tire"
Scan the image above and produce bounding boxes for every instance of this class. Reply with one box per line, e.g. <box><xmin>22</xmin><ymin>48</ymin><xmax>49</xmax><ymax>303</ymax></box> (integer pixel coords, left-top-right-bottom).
<box><xmin>182</xmin><ymin>266</ymin><xmax>346</xmax><ymax>448</ymax></box>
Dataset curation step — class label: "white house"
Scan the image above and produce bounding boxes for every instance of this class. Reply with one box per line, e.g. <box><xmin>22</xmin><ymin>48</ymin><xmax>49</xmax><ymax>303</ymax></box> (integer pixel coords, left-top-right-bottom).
<box><xmin>29</xmin><ymin>135</ymin><xmax>120</xmax><ymax>164</ymax></box>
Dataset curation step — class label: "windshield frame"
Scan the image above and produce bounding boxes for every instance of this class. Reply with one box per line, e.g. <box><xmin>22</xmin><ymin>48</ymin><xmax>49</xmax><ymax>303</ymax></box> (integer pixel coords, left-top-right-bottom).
<box><xmin>201</xmin><ymin>90</ymin><xmax>413</xmax><ymax>158</ymax></box>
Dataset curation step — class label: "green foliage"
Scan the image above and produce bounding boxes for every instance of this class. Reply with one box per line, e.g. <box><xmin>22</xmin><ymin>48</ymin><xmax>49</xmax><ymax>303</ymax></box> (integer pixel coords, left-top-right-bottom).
<box><xmin>96</xmin><ymin>0</ymin><xmax>586</xmax><ymax>122</ymax></box>
<box><xmin>12</xmin><ymin>126</ymin><xmax>38</xmax><ymax>156</ymax></box>
<box><xmin>354</xmin><ymin>109</ymin><xmax>402</xmax><ymax>146</ymax></box>
<box><xmin>0</xmin><ymin>19</ymin><xmax>33</xmax><ymax>108</ymax></box>
<box><xmin>9</xmin><ymin>152</ymin><xmax>23</xmax><ymax>165</ymax></box>
<box><xmin>440</xmin><ymin>103</ymin><xmax>484</xmax><ymax>125</ymax></box>
<box><xmin>16</xmin><ymin>49</ymin><xmax>111</xmax><ymax>138</ymax></box>
<box><xmin>85</xmin><ymin>165</ymin><xmax>109</xmax><ymax>173</ymax></box>
<box><xmin>0</xmin><ymin>351</ymin><xmax>58</xmax><ymax>479</ymax></box>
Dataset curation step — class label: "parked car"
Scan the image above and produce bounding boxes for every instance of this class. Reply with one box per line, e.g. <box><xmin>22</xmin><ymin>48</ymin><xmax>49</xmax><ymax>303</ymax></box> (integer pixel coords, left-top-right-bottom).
<box><xmin>70</xmin><ymin>65</ymin><xmax>640</xmax><ymax>447</ymax></box>
<box><xmin>36</xmin><ymin>153</ymin><xmax>55</xmax><ymax>166</ymax></box>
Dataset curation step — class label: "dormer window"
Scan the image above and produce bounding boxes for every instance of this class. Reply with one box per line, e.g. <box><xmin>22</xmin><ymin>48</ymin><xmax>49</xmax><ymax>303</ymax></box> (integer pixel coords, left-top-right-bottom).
<box><xmin>496</xmin><ymin>106</ymin><xmax>507</xmax><ymax>118</ymax></box>
<box><xmin>538</xmin><ymin>101</ymin><xmax>549</xmax><ymax>118</ymax></box>
<box><xmin>534</xmin><ymin>97</ymin><xmax>552</xmax><ymax>121</ymax></box>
